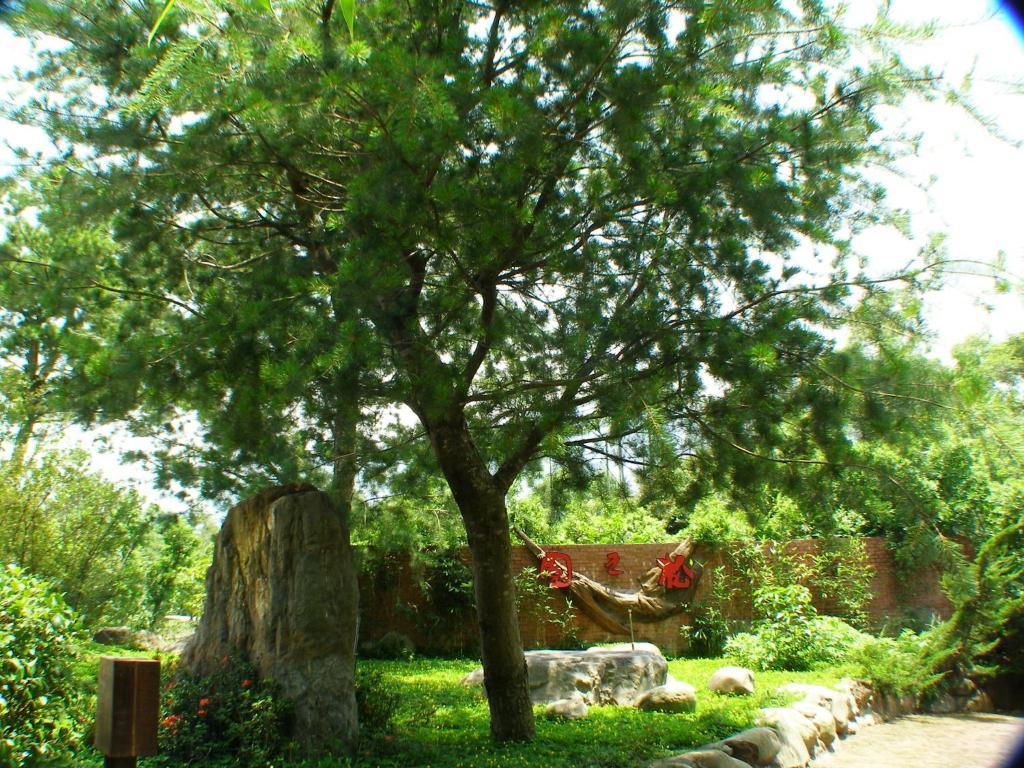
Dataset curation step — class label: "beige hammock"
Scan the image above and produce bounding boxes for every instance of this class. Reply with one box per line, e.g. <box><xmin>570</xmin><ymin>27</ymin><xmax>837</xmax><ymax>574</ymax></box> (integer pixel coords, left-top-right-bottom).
<box><xmin>512</xmin><ymin>526</ymin><xmax>704</xmax><ymax>635</ymax></box>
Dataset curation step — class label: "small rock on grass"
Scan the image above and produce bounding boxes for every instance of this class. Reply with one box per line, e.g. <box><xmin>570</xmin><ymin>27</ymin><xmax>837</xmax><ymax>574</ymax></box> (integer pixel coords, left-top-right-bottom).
<box><xmin>635</xmin><ymin>678</ymin><xmax>697</xmax><ymax>714</ymax></box>
<box><xmin>544</xmin><ymin>693</ymin><xmax>589</xmax><ymax>720</ymax></box>
<box><xmin>708</xmin><ymin>666</ymin><xmax>756</xmax><ymax>696</ymax></box>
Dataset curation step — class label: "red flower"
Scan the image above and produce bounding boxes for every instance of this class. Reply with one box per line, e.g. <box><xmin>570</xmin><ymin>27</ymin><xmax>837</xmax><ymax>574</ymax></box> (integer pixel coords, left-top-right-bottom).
<box><xmin>198</xmin><ymin>709</ymin><xmax>208</xmax><ymax>718</ymax></box>
<box><xmin>198</xmin><ymin>697</ymin><xmax>210</xmax><ymax>707</ymax></box>
<box><xmin>241</xmin><ymin>679</ymin><xmax>252</xmax><ymax>688</ymax></box>
<box><xmin>161</xmin><ymin>714</ymin><xmax>182</xmax><ymax>734</ymax></box>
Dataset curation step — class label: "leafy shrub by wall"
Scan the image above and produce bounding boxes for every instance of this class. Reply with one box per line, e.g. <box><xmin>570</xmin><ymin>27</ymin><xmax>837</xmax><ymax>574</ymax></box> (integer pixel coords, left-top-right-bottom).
<box><xmin>686</xmin><ymin>537</ymin><xmax>873</xmax><ymax>657</ymax></box>
<box><xmin>0</xmin><ymin>565</ymin><xmax>84</xmax><ymax>767</ymax></box>
<box><xmin>514</xmin><ymin>570</ymin><xmax>580</xmax><ymax>650</ymax></box>
<box><xmin>724</xmin><ymin>584</ymin><xmax>870</xmax><ymax>670</ymax></box>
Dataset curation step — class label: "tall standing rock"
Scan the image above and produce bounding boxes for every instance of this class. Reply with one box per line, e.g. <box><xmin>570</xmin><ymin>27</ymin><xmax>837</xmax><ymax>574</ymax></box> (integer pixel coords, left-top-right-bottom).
<box><xmin>182</xmin><ymin>484</ymin><xmax>358</xmax><ymax>755</ymax></box>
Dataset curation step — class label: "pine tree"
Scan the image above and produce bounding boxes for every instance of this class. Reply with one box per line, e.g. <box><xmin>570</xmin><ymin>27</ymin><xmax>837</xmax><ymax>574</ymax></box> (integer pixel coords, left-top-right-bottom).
<box><xmin>6</xmin><ymin>0</ymin><xmax>940</xmax><ymax>743</ymax></box>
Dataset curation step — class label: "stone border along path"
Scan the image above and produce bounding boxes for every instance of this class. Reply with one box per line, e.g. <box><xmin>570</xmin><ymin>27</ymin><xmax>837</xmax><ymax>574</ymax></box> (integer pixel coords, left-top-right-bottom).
<box><xmin>462</xmin><ymin>647</ymin><xmax>1024</xmax><ymax>767</ymax></box>
<box><xmin>810</xmin><ymin>712</ymin><xmax>1024</xmax><ymax>768</ymax></box>
<box><xmin>652</xmin><ymin>674</ymin><xmax>1024</xmax><ymax>768</ymax></box>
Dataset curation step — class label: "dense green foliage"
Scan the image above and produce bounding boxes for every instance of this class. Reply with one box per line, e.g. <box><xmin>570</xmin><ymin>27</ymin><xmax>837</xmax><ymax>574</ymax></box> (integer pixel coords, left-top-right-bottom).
<box><xmin>724</xmin><ymin>584</ymin><xmax>868</xmax><ymax>671</ymax></box>
<box><xmin>925</xmin><ymin>515</ymin><xmax>1024</xmax><ymax>691</ymax></box>
<box><xmin>512</xmin><ymin>473</ymin><xmax>670</xmax><ymax>545</ymax></box>
<box><xmin>0</xmin><ymin>566</ymin><xmax>85</xmax><ymax>767</ymax></box>
<box><xmin>851</xmin><ymin>631</ymin><xmax>940</xmax><ymax>697</ymax></box>
<box><xmin>0</xmin><ymin>446</ymin><xmax>211</xmax><ymax>627</ymax></box>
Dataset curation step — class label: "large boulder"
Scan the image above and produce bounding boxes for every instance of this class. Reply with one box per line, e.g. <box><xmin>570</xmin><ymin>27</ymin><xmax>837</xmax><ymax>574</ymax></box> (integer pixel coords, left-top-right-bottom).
<box><xmin>92</xmin><ymin>626</ymin><xmax>136</xmax><ymax>646</ymax></box>
<box><xmin>791</xmin><ymin>700</ymin><xmax>836</xmax><ymax>751</ymax></box>
<box><xmin>181</xmin><ymin>485</ymin><xmax>358</xmax><ymax>755</ymax></box>
<box><xmin>834</xmin><ymin>678</ymin><xmax>872</xmax><ymax>713</ymax></box>
<box><xmin>756</xmin><ymin>707</ymin><xmax>814</xmax><ymax>765</ymax></box>
<box><xmin>778</xmin><ymin>683</ymin><xmax>854</xmax><ymax>735</ymax></box>
<box><xmin>708</xmin><ymin>666</ymin><xmax>755</xmax><ymax>696</ymax></box>
<box><xmin>721</xmin><ymin>726</ymin><xmax>782</xmax><ymax>765</ymax></box>
<box><xmin>925</xmin><ymin>692</ymin><xmax>959</xmax><ymax>714</ymax></box>
<box><xmin>93</xmin><ymin>626</ymin><xmax>178</xmax><ymax>653</ymax></box>
<box><xmin>651</xmin><ymin>749</ymin><xmax>752</xmax><ymax>768</ymax></box>
<box><xmin>635</xmin><ymin>678</ymin><xmax>697</xmax><ymax>713</ymax></box>
<box><xmin>873</xmin><ymin>690</ymin><xmax>918</xmax><ymax>720</ymax></box>
<box><xmin>463</xmin><ymin>645</ymin><xmax>668</xmax><ymax>706</ymax></box>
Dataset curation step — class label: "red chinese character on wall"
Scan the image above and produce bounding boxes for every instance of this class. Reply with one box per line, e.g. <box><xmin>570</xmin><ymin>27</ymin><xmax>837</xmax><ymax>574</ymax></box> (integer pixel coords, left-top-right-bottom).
<box><xmin>604</xmin><ymin>551</ymin><xmax>624</xmax><ymax>576</ymax></box>
<box><xmin>656</xmin><ymin>553</ymin><xmax>694</xmax><ymax>590</ymax></box>
<box><xmin>539</xmin><ymin>551</ymin><xmax>573</xmax><ymax>588</ymax></box>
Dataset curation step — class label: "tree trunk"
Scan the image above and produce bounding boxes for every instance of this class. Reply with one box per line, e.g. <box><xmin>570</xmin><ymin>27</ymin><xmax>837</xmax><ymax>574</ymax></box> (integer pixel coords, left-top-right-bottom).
<box><xmin>324</xmin><ymin>401</ymin><xmax>361</xmax><ymax>752</ymax></box>
<box><xmin>464</xmin><ymin>494</ymin><xmax>535</xmax><ymax>741</ymax></box>
<box><xmin>427</xmin><ymin>419</ymin><xmax>535</xmax><ymax>742</ymax></box>
<box><xmin>9</xmin><ymin>410</ymin><xmax>39</xmax><ymax>469</ymax></box>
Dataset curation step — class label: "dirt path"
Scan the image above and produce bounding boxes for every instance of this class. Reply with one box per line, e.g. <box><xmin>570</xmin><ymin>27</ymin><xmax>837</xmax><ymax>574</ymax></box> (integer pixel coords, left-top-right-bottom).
<box><xmin>813</xmin><ymin>713</ymin><xmax>1024</xmax><ymax>768</ymax></box>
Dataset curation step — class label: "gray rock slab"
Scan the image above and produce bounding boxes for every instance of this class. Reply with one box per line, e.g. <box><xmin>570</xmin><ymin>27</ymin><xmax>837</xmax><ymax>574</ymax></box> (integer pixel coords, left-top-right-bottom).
<box><xmin>465</xmin><ymin>645</ymin><xmax>668</xmax><ymax>706</ymax></box>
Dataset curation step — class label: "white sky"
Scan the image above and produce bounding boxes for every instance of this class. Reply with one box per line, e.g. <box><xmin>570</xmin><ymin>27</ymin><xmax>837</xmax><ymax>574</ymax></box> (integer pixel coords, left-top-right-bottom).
<box><xmin>846</xmin><ymin>0</ymin><xmax>1024</xmax><ymax>358</ymax></box>
<box><xmin>1</xmin><ymin>0</ymin><xmax>1022</xmax><ymax>511</ymax></box>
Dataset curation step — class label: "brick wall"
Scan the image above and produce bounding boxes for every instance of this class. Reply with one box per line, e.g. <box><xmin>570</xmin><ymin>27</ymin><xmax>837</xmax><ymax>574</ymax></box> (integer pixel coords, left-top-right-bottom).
<box><xmin>358</xmin><ymin>537</ymin><xmax>956</xmax><ymax>656</ymax></box>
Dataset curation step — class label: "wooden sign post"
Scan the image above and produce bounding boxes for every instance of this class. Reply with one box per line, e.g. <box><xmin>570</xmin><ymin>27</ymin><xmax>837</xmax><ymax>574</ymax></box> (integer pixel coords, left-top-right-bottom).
<box><xmin>95</xmin><ymin>657</ymin><xmax>161</xmax><ymax>768</ymax></box>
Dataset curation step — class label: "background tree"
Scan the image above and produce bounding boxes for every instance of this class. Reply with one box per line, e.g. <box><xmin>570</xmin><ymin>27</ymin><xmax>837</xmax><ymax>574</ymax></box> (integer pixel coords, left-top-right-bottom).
<box><xmin>7</xmin><ymin>0</ymin><xmax>943</xmax><ymax>742</ymax></box>
<box><xmin>0</xmin><ymin>445</ymin><xmax>212</xmax><ymax>627</ymax></box>
<box><xmin>0</xmin><ymin>170</ymin><xmax>213</xmax><ymax>630</ymax></box>
<box><xmin>0</xmin><ymin>167</ymin><xmax>125</xmax><ymax>467</ymax></box>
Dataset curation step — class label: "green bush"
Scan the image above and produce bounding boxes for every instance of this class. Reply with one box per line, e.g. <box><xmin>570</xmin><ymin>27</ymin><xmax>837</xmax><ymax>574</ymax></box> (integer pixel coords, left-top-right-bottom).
<box><xmin>0</xmin><ymin>565</ymin><xmax>84</xmax><ymax>767</ymax></box>
<box><xmin>355</xmin><ymin>666</ymin><xmax>400</xmax><ymax>735</ymax></box>
<box><xmin>680</xmin><ymin>494</ymin><xmax>755</xmax><ymax>543</ymax></box>
<box><xmin>683</xmin><ymin>568</ymin><xmax>740</xmax><ymax>657</ymax></box>
<box><xmin>685</xmin><ymin>602</ymin><xmax>733</xmax><ymax>657</ymax></box>
<box><xmin>154</xmin><ymin>656</ymin><xmax>294</xmax><ymax>767</ymax></box>
<box><xmin>852</xmin><ymin>631</ymin><xmax>940</xmax><ymax>696</ymax></box>
<box><xmin>811</xmin><ymin>538</ymin><xmax>873</xmax><ymax>629</ymax></box>
<box><xmin>724</xmin><ymin>584</ymin><xmax>869</xmax><ymax>670</ymax></box>
<box><xmin>426</xmin><ymin>551</ymin><xmax>475</xmax><ymax>619</ymax></box>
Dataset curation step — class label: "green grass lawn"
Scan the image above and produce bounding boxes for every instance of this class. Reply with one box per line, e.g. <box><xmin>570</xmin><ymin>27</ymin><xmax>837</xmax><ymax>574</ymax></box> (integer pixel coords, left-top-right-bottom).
<box><xmin>320</xmin><ymin>657</ymin><xmax>855</xmax><ymax>768</ymax></box>
<box><xmin>72</xmin><ymin>645</ymin><xmax>854</xmax><ymax>768</ymax></box>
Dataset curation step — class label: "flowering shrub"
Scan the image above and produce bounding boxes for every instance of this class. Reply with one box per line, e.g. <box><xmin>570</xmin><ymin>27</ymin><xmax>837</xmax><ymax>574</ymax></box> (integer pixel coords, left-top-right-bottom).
<box><xmin>155</xmin><ymin>655</ymin><xmax>294</xmax><ymax>766</ymax></box>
